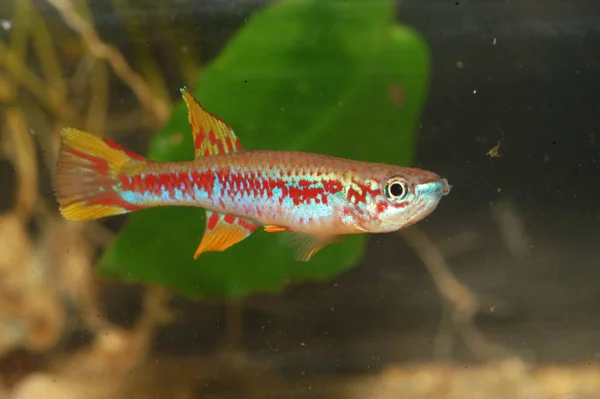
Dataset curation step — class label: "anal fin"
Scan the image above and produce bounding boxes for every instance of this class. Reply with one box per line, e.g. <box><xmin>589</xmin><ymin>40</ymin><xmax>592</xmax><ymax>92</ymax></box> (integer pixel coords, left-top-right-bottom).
<box><xmin>194</xmin><ymin>211</ymin><xmax>259</xmax><ymax>259</ymax></box>
<box><xmin>290</xmin><ymin>233</ymin><xmax>346</xmax><ymax>262</ymax></box>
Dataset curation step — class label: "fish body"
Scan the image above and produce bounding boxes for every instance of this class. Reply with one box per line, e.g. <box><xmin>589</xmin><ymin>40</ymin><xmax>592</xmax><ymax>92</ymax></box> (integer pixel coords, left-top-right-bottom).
<box><xmin>53</xmin><ymin>88</ymin><xmax>450</xmax><ymax>261</ymax></box>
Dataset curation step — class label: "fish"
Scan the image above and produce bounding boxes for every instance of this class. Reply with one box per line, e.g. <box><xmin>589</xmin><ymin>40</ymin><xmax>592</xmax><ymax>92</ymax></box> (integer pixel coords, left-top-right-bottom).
<box><xmin>53</xmin><ymin>87</ymin><xmax>451</xmax><ymax>261</ymax></box>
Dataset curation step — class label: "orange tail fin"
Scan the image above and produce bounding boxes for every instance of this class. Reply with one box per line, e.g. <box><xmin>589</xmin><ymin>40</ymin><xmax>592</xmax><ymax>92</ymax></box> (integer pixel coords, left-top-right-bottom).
<box><xmin>53</xmin><ymin>128</ymin><xmax>147</xmax><ymax>221</ymax></box>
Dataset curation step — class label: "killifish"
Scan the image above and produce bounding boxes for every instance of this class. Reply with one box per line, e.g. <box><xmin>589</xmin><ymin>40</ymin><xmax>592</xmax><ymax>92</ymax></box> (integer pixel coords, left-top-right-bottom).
<box><xmin>53</xmin><ymin>88</ymin><xmax>451</xmax><ymax>261</ymax></box>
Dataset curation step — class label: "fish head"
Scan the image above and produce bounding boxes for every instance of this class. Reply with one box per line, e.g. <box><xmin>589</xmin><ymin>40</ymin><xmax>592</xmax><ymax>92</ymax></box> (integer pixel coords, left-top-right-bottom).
<box><xmin>355</xmin><ymin>166</ymin><xmax>451</xmax><ymax>233</ymax></box>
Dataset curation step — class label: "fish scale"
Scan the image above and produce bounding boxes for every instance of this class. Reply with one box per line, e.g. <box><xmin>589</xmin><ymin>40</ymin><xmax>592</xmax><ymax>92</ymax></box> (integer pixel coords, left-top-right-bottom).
<box><xmin>121</xmin><ymin>153</ymin><xmax>352</xmax><ymax>230</ymax></box>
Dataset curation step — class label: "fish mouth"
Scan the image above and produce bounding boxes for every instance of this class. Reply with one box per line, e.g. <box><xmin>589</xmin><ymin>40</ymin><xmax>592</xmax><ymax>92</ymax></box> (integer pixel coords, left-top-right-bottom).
<box><xmin>416</xmin><ymin>178</ymin><xmax>452</xmax><ymax>197</ymax></box>
<box><xmin>440</xmin><ymin>178</ymin><xmax>452</xmax><ymax>196</ymax></box>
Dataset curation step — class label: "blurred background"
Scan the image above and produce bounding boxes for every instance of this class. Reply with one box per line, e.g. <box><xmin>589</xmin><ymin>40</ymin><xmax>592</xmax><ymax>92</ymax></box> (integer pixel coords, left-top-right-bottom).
<box><xmin>0</xmin><ymin>0</ymin><xmax>599</xmax><ymax>398</ymax></box>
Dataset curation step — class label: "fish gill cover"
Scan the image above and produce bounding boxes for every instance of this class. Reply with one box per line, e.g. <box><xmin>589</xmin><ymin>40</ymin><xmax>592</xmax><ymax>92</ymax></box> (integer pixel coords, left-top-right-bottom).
<box><xmin>98</xmin><ymin>0</ymin><xmax>430</xmax><ymax>298</ymax></box>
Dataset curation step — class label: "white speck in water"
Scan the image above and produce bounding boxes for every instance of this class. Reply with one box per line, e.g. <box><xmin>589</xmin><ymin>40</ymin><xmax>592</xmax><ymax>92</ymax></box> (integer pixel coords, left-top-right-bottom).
<box><xmin>0</xmin><ymin>20</ymin><xmax>11</xmax><ymax>31</ymax></box>
<box><xmin>493</xmin><ymin>37</ymin><xmax>497</xmax><ymax>45</ymax></box>
<box><xmin>456</xmin><ymin>61</ymin><xmax>464</xmax><ymax>68</ymax></box>
<box><xmin>473</xmin><ymin>89</ymin><xmax>477</xmax><ymax>94</ymax></box>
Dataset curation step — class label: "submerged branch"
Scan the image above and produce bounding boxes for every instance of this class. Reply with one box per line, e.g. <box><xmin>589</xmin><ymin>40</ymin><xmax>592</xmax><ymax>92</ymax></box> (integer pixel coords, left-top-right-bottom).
<box><xmin>110</xmin><ymin>0</ymin><xmax>172</xmax><ymax>111</ymax></box>
<box><xmin>0</xmin><ymin>40</ymin><xmax>77</xmax><ymax>123</ymax></box>
<box><xmin>0</xmin><ymin>73</ymin><xmax>38</xmax><ymax>221</ymax></box>
<box><xmin>31</xmin><ymin>10</ymin><xmax>68</xmax><ymax>105</ymax></box>
<box><xmin>399</xmin><ymin>226</ymin><xmax>509</xmax><ymax>360</ymax></box>
<box><xmin>3</xmin><ymin>107</ymin><xmax>38</xmax><ymax>220</ymax></box>
<box><xmin>45</xmin><ymin>0</ymin><xmax>171</xmax><ymax>127</ymax></box>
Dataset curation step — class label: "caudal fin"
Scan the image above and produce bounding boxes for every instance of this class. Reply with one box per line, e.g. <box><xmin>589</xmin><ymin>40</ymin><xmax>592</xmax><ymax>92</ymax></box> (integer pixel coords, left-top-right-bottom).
<box><xmin>53</xmin><ymin>128</ymin><xmax>147</xmax><ymax>221</ymax></box>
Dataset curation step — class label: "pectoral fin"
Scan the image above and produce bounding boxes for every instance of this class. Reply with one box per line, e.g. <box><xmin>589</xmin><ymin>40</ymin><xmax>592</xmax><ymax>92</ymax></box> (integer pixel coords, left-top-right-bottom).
<box><xmin>194</xmin><ymin>211</ymin><xmax>259</xmax><ymax>259</ymax></box>
<box><xmin>289</xmin><ymin>233</ymin><xmax>346</xmax><ymax>261</ymax></box>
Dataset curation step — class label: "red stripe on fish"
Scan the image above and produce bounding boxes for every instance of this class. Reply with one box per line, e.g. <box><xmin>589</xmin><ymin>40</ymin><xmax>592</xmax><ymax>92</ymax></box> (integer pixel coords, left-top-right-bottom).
<box><xmin>345</xmin><ymin>181</ymin><xmax>380</xmax><ymax>205</ymax></box>
<box><xmin>121</xmin><ymin>170</ymin><xmax>217</xmax><ymax>201</ymax></box>
<box><xmin>194</xmin><ymin>127</ymin><xmax>205</xmax><ymax>153</ymax></box>
<box><xmin>207</xmin><ymin>212</ymin><xmax>220</xmax><ymax>229</ymax></box>
<box><xmin>209</xmin><ymin>172</ymin><xmax>345</xmax><ymax>207</ymax></box>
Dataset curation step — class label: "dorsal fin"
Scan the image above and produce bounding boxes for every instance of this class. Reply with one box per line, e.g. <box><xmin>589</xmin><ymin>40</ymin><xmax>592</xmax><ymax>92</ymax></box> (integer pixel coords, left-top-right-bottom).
<box><xmin>180</xmin><ymin>87</ymin><xmax>259</xmax><ymax>259</ymax></box>
<box><xmin>180</xmin><ymin>87</ymin><xmax>242</xmax><ymax>159</ymax></box>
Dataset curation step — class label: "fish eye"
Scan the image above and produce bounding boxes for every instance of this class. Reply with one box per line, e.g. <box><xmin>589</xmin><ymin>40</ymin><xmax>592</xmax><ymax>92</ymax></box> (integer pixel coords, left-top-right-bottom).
<box><xmin>384</xmin><ymin>177</ymin><xmax>408</xmax><ymax>202</ymax></box>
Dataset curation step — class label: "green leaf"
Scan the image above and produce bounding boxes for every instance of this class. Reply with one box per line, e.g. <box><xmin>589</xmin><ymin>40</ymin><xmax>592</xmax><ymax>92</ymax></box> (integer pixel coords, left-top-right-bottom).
<box><xmin>98</xmin><ymin>0</ymin><xmax>430</xmax><ymax>298</ymax></box>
